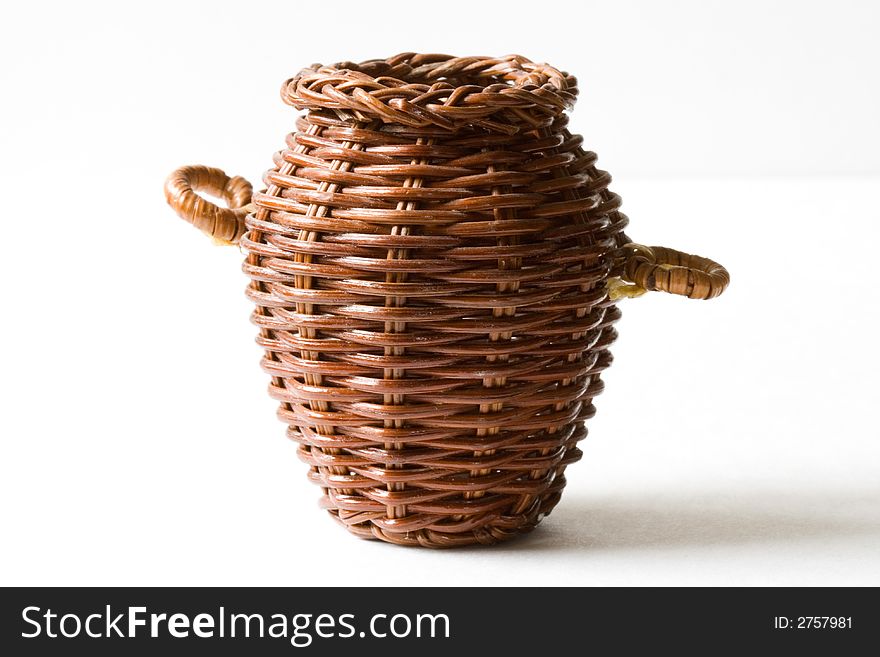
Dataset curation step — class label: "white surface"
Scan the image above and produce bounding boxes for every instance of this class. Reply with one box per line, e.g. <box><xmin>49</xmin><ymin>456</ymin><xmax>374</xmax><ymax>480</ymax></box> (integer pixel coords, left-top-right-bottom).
<box><xmin>1</xmin><ymin>1</ymin><xmax>879</xmax><ymax>586</ymax></box>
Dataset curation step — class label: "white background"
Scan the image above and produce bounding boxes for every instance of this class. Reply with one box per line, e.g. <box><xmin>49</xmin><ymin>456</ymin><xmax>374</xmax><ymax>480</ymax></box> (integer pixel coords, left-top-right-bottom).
<box><xmin>1</xmin><ymin>0</ymin><xmax>878</xmax><ymax>586</ymax></box>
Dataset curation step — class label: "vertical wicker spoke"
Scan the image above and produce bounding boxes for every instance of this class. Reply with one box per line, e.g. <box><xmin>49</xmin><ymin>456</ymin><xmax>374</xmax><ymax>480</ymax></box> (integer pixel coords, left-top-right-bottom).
<box><xmin>467</xmin><ymin>159</ymin><xmax>518</xmax><ymax>521</ymax></box>
<box><xmin>381</xmin><ymin>136</ymin><xmax>433</xmax><ymax>524</ymax></box>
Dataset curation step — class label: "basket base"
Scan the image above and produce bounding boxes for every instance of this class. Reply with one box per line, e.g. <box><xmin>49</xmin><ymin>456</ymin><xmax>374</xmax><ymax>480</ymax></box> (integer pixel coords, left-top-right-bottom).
<box><xmin>324</xmin><ymin>487</ymin><xmax>565</xmax><ymax>548</ymax></box>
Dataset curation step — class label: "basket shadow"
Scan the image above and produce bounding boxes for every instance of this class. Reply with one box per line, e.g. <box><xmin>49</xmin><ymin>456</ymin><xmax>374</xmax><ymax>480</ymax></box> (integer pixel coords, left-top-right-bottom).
<box><xmin>481</xmin><ymin>487</ymin><xmax>880</xmax><ymax>553</ymax></box>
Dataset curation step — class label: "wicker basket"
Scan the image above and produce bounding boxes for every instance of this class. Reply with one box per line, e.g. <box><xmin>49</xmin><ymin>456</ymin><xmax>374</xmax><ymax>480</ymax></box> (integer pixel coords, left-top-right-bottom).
<box><xmin>165</xmin><ymin>54</ymin><xmax>729</xmax><ymax>548</ymax></box>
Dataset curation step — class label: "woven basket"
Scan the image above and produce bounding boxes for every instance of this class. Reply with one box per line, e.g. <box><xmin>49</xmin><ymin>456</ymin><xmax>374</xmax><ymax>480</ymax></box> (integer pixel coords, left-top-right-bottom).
<box><xmin>165</xmin><ymin>54</ymin><xmax>729</xmax><ymax>548</ymax></box>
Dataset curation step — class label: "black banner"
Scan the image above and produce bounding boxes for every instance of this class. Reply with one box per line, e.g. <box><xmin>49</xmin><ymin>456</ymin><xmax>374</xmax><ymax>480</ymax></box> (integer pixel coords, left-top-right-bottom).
<box><xmin>0</xmin><ymin>587</ymin><xmax>875</xmax><ymax>655</ymax></box>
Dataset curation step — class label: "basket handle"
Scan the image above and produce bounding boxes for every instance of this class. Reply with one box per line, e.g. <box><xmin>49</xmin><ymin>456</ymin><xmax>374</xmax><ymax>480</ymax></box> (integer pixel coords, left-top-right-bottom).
<box><xmin>164</xmin><ymin>165</ymin><xmax>254</xmax><ymax>244</ymax></box>
<box><xmin>609</xmin><ymin>243</ymin><xmax>730</xmax><ymax>301</ymax></box>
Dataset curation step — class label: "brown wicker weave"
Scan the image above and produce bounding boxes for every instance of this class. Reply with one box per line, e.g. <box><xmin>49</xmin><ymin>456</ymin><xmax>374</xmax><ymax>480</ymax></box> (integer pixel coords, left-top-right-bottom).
<box><xmin>165</xmin><ymin>54</ymin><xmax>729</xmax><ymax>548</ymax></box>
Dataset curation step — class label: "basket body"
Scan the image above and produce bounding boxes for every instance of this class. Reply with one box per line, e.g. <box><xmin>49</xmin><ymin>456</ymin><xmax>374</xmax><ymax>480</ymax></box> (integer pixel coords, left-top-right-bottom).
<box><xmin>242</xmin><ymin>55</ymin><xmax>628</xmax><ymax>547</ymax></box>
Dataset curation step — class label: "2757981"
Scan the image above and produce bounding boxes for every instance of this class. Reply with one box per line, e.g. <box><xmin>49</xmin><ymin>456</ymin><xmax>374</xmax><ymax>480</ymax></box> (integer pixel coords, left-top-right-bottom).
<box><xmin>773</xmin><ymin>617</ymin><xmax>852</xmax><ymax>629</ymax></box>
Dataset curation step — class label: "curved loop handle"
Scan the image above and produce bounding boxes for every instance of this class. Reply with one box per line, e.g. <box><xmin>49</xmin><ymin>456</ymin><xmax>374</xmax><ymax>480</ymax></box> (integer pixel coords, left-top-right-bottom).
<box><xmin>164</xmin><ymin>165</ymin><xmax>254</xmax><ymax>244</ymax></box>
<box><xmin>616</xmin><ymin>243</ymin><xmax>729</xmax><ymax>300</ymax></box>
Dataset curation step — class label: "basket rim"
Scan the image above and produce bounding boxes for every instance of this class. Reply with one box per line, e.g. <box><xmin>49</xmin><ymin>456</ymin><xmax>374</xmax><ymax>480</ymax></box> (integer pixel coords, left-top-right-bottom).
<box><xmin>280</xmin><ymin>53</ymin><xmax>579</xmax><ymax>131</ymax></box>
